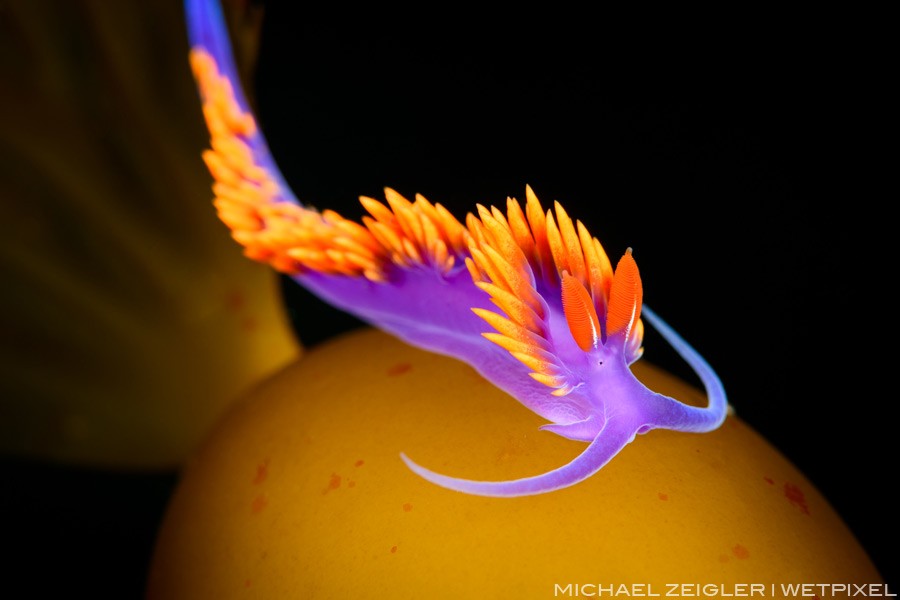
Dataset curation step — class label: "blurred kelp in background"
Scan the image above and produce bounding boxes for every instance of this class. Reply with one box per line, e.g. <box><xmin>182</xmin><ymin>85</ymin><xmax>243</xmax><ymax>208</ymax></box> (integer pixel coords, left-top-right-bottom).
<box><xmin>0</xmin><ymin>2</ymin><xmax>299</xmax><ymax>596</ymax></box>
<box><xmin>0</xmin><ymin>0</ymin><xmax>299</xmax><ymax>469</ymax></box>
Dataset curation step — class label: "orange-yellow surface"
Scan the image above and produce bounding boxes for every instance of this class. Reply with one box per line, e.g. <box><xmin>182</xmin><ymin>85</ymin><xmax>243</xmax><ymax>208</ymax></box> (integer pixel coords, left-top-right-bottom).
<box><xmin>148</xmin><ymin>328</ymin><xmax>883</xmax><ymax>598</ymax></box>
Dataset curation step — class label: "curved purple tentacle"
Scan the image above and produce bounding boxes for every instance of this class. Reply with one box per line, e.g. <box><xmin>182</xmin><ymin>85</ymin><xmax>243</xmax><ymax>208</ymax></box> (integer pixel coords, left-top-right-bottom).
<box><xmin>400</xmin><ymin>415</ymin><xmax>639</xmax><ymax>497</ymax></box>
<box><xmin>640</xmin><ymin>306</ymin><xmax>728</xmax><ymax>433</ymax></box>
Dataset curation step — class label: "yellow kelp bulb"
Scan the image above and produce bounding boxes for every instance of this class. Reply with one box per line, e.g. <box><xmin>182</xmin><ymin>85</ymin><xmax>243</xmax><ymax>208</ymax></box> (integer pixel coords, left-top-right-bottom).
<box><xmin>147</xmin><ymin>328</ymin><xmax>883</xmax><ymax>598</ymax></box>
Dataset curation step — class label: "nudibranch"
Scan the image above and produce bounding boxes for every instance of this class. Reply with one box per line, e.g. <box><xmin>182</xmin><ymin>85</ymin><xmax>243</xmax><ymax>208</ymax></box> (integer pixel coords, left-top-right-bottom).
<box><xmin>183</xmin><ymin>0</ymin><xmax>728</xmax><ymax>497</ymax></box>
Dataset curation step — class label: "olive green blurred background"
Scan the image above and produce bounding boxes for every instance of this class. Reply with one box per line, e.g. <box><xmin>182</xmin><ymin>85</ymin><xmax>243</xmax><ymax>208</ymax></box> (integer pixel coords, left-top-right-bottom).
<box><xmin>1</xmin><ymin>1</ymin><xmax>299</xmax><ymax>596</ymax></box>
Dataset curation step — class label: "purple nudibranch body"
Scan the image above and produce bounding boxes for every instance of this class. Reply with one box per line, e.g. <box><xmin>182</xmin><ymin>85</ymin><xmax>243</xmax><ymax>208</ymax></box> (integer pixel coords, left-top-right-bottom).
<box><xmin>183</xmin><ymin>0</ymin><xmax>728</xmax><ymax>497</ymax></box>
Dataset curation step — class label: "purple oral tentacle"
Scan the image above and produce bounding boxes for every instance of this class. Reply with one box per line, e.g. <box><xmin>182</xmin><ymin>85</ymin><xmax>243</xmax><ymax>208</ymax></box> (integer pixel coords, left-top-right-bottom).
<box><xmin>399</xmin><ymin>415</ymin><xmax>640</xmax><ymax>498</ymax></box>
<box><xmin>640</xmin><ymin>306</ymin><xmax>728</xmax><ymax>433</ymax></box>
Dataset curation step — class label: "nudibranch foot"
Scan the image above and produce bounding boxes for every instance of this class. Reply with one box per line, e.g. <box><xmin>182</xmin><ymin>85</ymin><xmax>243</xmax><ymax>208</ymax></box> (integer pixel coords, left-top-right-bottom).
<box><xmin>183</xmin><ymin>0</ymin><xmax>729</xmax><ymax>498</ymax></box>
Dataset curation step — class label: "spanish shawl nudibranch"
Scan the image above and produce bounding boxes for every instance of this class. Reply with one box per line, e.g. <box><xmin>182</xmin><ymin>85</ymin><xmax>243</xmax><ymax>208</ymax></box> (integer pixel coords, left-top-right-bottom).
<box><xmin>183</xmin><ymin>0</ymin><xmax>728</xmax><ymax>497</ymax></box>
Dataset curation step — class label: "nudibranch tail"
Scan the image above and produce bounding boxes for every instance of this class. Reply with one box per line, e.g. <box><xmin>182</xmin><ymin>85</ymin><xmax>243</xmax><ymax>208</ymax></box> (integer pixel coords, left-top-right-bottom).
<box><xmin>184</xmin><ymin>0</ymin><xmax>728</xmax><ymax>497</ymax></box>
